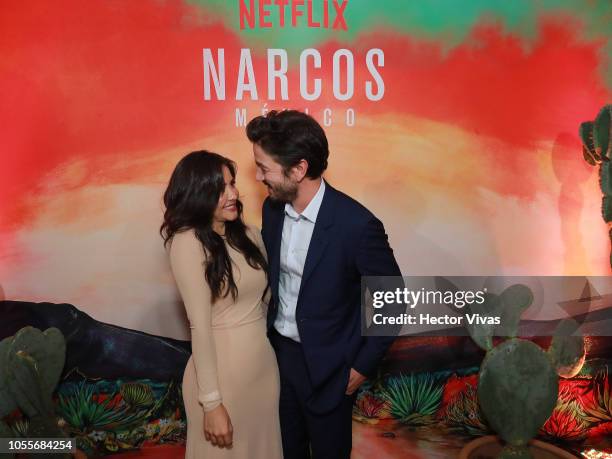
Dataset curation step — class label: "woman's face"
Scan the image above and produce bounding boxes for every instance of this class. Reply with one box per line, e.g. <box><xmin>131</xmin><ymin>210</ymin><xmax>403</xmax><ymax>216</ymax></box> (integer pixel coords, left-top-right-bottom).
<box><xmin>213</xmin><ymin>165</ymin><xmax>239</xmax><ymax>226</ymax></box>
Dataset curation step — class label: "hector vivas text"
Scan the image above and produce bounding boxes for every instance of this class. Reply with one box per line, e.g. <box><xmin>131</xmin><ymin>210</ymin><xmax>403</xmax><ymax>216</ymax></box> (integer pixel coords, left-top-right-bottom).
<box><xmin>371</xmin><ymin>287</ymin><xmax>501</xmax><ymax>327</ymax></box>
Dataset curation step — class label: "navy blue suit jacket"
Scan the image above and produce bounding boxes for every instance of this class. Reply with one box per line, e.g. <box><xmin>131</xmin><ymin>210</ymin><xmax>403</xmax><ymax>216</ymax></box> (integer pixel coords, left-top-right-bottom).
<box><xmin>261</xmin><ymin>182</ymin><xmax>401</xmax><ymax>413</ymax></box>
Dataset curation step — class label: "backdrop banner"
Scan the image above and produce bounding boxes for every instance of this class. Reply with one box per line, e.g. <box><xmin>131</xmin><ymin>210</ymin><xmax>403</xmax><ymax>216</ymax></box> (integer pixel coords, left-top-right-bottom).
<box><xmin>1</xmin><ymin>1</ymin><xmax>610</xmax><ymax>340</ymax></box>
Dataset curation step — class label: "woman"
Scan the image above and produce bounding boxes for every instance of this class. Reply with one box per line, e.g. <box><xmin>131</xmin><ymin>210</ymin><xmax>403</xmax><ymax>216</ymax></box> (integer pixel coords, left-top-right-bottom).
<box><xmin>161</xmin><ymin>151</ymin><xmax>282</xmax><ymax>458</ymax></box>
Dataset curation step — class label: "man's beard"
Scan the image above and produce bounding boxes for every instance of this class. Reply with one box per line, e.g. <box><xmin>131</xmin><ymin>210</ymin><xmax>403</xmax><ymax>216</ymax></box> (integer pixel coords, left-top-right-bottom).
<box><xmin>265</xmin><ymin>179</ymin><xmax>298</xmax><ymax>203</ymax></box>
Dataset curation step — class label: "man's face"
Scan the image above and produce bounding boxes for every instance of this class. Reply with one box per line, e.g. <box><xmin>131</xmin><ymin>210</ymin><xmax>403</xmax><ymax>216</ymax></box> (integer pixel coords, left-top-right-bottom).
<box><xmin>253</xmin><ymin>143</ymin><xmax>298</xmax><ymax>203</ymax></box>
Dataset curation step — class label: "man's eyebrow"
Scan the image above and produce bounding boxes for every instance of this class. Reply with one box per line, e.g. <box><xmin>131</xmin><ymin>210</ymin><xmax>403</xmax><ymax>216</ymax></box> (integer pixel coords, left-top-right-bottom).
<box><xmin>255</xmin><ymin>161</ymin><xmax>267</xmax><ymax>168</ymax></box>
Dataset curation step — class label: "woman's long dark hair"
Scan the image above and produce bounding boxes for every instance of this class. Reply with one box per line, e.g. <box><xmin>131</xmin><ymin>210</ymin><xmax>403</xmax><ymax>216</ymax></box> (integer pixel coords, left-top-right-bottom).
<box><xmin>160</xmin><ymin>151</ymin><xmax>267</xmax><ymax>303</ymax></box>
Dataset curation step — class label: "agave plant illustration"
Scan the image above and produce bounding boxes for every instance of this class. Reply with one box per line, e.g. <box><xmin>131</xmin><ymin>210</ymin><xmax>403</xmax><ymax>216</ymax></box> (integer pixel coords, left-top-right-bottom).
<box><xmin>540</xmin><ymin>387</ymin><xmax>589</xmax><ymax>443</ymax></box>
<box><xmin>57</xmin><ymin>381</ymin><xmax>170</xmax><ymax>435</ymax></box>
<box><xmin>442</xmin><ymin>385</ymin><xmax>491</xmax><ymax>437</ymax></box>
<box><xmin>353</xmin><ymin>391</ymin><xmax>390</xmax><ymax>421</ymax></box>
<box><xmin>380</xmin><ymin>373</ymin><xmax>443</xmax><ymax>426</ymax></box>
<box><xmin>584</xmin><ymin>368</ymin><xmax>612</xmax><ymax>423</ymax></box>
<box><xmin>9</xmin><ymin>418</ymin><xmax>30</xmax><ymax>437</ymax></box>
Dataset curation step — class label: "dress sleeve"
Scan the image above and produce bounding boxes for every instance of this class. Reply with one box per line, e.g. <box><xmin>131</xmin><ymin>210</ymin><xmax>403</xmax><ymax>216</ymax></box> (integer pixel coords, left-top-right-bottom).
<box><xmin>169</xmin><ymin>230</ymin><xmax>222</xmax><ymax>412</ymax></box>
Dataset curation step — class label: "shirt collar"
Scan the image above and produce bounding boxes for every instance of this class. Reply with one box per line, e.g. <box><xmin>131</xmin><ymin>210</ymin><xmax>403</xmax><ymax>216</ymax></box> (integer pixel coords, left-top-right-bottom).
<box><xmin>284</xmin><ymin>179</ymin><xmax>326</xmax><ymax>223</ymax></box>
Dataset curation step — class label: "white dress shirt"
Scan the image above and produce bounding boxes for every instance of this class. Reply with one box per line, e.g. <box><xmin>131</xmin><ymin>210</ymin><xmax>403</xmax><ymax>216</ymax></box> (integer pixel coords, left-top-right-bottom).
<box><xmin>274</xmin><ymin>180</ymin><xmax>326</xmax><ymax>342</ymax></box>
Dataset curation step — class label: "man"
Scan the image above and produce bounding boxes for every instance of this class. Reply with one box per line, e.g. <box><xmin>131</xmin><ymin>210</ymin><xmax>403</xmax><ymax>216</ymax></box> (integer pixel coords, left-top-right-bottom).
<box><xmin>246</xmin><ymin>110</ymin><xmax>401</xmax><ymax>459</ymax></box>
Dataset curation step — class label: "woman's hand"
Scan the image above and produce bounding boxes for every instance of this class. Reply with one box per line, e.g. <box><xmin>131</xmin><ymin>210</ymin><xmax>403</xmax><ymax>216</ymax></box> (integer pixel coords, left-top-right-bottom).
<box><xmin>203</xmin><ymin>403</ymin><xmax>233</xmax><ymax>448</ymax></box>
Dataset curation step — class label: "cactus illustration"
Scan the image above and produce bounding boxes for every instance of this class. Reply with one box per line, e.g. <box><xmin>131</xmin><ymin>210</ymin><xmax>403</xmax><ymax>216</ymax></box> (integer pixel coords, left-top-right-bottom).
<box><xmin>579</xmin><ymin>104</ymin><xmax>612</xmax><ymax>268</ymax></box>
<box><xmin>468</xmin><ymin>285</ymin><xmax>586</xmax><ymax>459</ymax></box>
<box><xmin>0</xmin><ymin>326</ymin><xmax>71</xmax><ymax>458</ymax></box>
<box><xmin>120</xmin><ymin>382</ymin><xmax>155</xmax><ymax>408</ymax></box>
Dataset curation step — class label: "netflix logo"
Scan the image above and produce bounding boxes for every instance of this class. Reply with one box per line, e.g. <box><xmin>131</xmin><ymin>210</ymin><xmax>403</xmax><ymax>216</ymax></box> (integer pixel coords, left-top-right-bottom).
<box><xmin>239</xmin><ymin>0</ymin><xmax>349</xmax><ymax>30</ymax></box>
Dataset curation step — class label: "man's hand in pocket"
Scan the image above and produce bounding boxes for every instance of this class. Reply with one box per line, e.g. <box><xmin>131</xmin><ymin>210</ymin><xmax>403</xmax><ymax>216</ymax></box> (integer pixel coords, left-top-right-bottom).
<box><xmin>345</xmin><ymin>368</ymin><xmax>367</xmax><ymax>395</ymax></box>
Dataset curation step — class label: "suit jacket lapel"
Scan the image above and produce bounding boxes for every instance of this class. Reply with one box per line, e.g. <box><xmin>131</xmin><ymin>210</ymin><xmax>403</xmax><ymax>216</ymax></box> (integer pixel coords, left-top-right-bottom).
<box><xmin>298</xmin><ymin>185</ymin><xmax>336</xmax><ymax>300</ymax></box>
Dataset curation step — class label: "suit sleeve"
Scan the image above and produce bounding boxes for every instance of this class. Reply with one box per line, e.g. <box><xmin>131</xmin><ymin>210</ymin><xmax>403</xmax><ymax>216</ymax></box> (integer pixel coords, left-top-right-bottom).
<box><xmin>247</xmin><ymin>224</ymin><xmax>272</xmax><ymax>311</ymax></box>
<box><xmin>352</xmin><ymin>216</ymin><xmax>403</xmax><ymax>377</ymax></box>
<box><xmin>169</xmin><ymin>231</ymin><xmax>222</xmax><ymax>412</ymax></box>
<box><xmin>247</xmin><ymin>224</ymin><xmax>268</xmax><ymax>260</ymax></box>
<box><xmin>261</xmin><ymin>197</ymin><xmax>271</xmax><ymax>250</ymax></box>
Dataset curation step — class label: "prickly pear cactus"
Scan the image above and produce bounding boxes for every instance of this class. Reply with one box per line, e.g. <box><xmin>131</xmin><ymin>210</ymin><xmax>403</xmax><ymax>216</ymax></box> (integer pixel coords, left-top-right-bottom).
<box><xmin>0</xmin><ymin>336</ymin><xmax>18</xmax><ymax>418</ymax></box>
<box><xmin>465</xmin><ymin>284</ymin><xmax>533</xmax><ymax>351</ymax></box>
<box><xmin>11</xmin><ymin>327</ymin><xmax>65</xmax><ymax>398</ymax></box>
<box><xmin>0</xmin><ymin>421</ymin><xmax>15</xmax><ymax>459</ymax></box>
<box><xmin>478</xmin><ymin>339</ymin><xmax>558</xmax><ymax>456</ymax></box>
<box><xmin>580</xmin><ymin>104</ymin><xmax>612</xmax><ymax>268</ymax></box>
<box><xmin>0</xmin><ymin>326</ymin><xmax>67</xmax><ymax>442</ymax></box>
<box><xmin>6</xmin><ymin>327</ymin><xmax>65</xmax><ymax>419</ymax></box>
<box><xmin>593</xmin><ymin>105</ymin><xmax>611</xmax><ymax>160</ymax></box>
<box><xmin>496</xmin><ymin>285</ymin><xmax>533</xmax><ymax>338</ymax></box>
<box><xmin>601</xmin><ymin>162</ymin><xmax>612</xmax><ymax>223</ymax></box>
<box><xmin>548</xmin><ymin>319</ymin><xmax>586</xmax><ymax>379</ymax></box>
<box><xmin>467</xmin><ymin>284</ymin><xmax>586</xmax><ymax>458</ymax></box>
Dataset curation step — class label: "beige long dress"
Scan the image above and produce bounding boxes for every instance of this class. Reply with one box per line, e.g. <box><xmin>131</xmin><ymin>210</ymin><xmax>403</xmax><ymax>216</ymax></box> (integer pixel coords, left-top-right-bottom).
<box><xmin>169</xmin><ymin>227</ymin><xmax>282</xmax><ymax>459</ymax></box>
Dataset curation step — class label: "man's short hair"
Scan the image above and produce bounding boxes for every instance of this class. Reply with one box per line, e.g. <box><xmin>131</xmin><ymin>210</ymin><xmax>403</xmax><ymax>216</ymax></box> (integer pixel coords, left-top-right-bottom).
<box><xmin>246</xmin><ymin>110</ymin><xmax>329</xmax><ymax>178</ymax></box>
